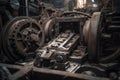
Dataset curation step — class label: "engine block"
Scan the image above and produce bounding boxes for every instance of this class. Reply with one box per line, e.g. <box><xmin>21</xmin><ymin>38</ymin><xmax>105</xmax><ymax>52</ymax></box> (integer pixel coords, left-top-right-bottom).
<box><xmin>35</xmin><ymin>31</ymin><xmax>81</xmax><ymax>71</ymax></box>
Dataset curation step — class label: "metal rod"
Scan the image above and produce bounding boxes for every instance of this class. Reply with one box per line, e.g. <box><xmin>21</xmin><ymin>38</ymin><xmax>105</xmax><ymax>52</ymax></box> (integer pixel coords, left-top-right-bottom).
<box><xmin>25</xmin><ymin>0</ymin><xmax>29</xmax><ymax>16</ymax></box>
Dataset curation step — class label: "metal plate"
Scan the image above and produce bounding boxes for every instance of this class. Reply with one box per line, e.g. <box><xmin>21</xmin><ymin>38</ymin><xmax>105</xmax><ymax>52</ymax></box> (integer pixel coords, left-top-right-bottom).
<box><xmin>44</xmin><ymin>18</ymin><xmax>59</xmax><ymax>41</ymax></box>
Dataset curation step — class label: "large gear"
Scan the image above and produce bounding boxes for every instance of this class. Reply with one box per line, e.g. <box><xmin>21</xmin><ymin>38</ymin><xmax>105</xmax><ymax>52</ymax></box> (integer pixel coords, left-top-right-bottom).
<box><xmin>1</xmin><ymin>17</ymin><xmax>45</xmax><ymax>62</ymax></box>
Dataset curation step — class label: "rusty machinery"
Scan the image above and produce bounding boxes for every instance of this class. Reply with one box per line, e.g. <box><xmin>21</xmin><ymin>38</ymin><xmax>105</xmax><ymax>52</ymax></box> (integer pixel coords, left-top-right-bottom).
<box><xmin>83</xmin><ymin>0</ymin><xmax>120</xmax><ymax>62</ymax></box>
<box><xmin>0</xmin><ymin>0</ymin><xmax>120</xmax><ymax>80</ymax></box>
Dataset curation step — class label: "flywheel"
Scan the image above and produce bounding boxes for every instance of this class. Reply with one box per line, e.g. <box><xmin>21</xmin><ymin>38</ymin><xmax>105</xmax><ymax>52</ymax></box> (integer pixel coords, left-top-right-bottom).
<box><xmin>1</xmin><ymin>16</ymin><xmax>44</xmax><ymax>62</ymax></box>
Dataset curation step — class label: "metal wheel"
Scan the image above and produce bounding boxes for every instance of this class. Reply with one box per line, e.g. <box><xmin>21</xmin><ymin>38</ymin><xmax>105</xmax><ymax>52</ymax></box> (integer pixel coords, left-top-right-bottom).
<box><xmin>44</xmin><ymin>18</ymin><xmax>59</xmax><ymax>41</ymax></box>
<box><xmin>88</xmin><ymin>12</ymin><xmax>101</xmax><ymax>62</ymax></box>
<box><xmin>1</xmin><ymin>16</ymin><xmax>44</xmax><ymax>62</ymax></box>
<box><xmin>88</xmin><ymin>12</ymin><xmax>120</xmax><ymax>62</ymax></box>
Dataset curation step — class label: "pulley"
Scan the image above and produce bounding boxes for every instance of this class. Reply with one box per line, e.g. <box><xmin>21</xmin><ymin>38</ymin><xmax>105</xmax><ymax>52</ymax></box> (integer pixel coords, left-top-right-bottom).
<box><xmin>1</xmin><ymin>16</ymin><xmax>44</xmax><ymax>62</ymax></box>
<box><xmin>87</xmin><ymin>12</ymin><xmax>120</xmax><ymax>62</ymax></box>
<box><xmin>87</xmin><ymin>12</ymin><xmax>101</xmax><ymax>62</ymax></box>
<box><xmin>44</xmin><ymin>18</ymin><xmax>59</xmax><ymax>42</ymax></box>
